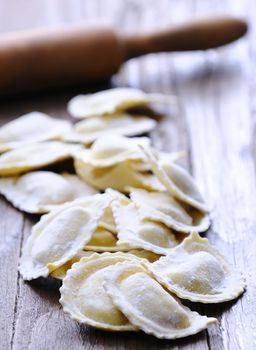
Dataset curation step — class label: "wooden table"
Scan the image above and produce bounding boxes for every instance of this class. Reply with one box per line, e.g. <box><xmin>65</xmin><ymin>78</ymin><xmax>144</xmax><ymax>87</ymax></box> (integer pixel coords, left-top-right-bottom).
<box><xmin>0</xmin><ymin>1</ymin><xmax>255</xmax><ymax>349</ymax></box>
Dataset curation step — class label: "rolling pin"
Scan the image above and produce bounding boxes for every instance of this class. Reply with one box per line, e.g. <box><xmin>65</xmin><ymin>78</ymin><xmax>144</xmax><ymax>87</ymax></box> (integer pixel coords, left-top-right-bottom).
<box><xmin>0</xmin><ymin>17</ymin><xmax>247</xmax><ymax>95</ymax></box>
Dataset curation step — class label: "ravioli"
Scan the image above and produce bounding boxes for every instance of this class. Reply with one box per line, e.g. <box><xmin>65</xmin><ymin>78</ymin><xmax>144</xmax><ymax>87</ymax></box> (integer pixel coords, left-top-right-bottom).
<box><xmin>0</xmin><ymin>141</ymin><xmax>80</xmax><ymax>176</ymax></box>
<box><xmin>0</xmin><ymin>112</ymin><xmax>72</xmax><ymax>152</ymax></box>
<box><xmin>85</xmin><ymin>227</ymin><xmax>131</xmax><ymax>252</ymax></box>
<box><xmin>50</xmin><ymin>251</ymin><xmax>94</xmax><ymax>280</ymax></box>
<box><xmin>0</xmin><ymin>171</ymin><xmax>98</xmax><ymax>213</ymax></box>
<box><xmin>62</xmin><ymin>114</ymin><xmax>156</xmax><ymax>144</ymax></box>
<box><xmin>112</xmin><ymin>195</ymin><xmax>182</xmax><ymax>255</ymax></box>
<box><xmin>141</xmin><ymin>146</ymin><xmax>208</xmax><ymax>212</ymax></box>
<box><xmin>19</xmin><ymin>193</ymin><xmax>111</xmax><ymax>280</ymax></box>
<box><xmin>148</xmin><ymin>232</ymin><xmax>245</xmax><ymax>303</ymax></box>
<box><xmin>99</xmin><ymin>205</ymin><xmax>117</xmax><ymax>233</ymax></box>
<box><xmin>129</xmin><ymin>188</ymin><xmax>210</xmax><ymax>233</ymax></box>
<box><xmin>67</xmin><ymin>88</ymin><xmax>152</xmax><ymax>118</ymax></box>
<box><xmin>59</xmin><ymin>252</ymin><xmax>141</xmax><ymax>330</ymax></box>
<box><xmin>75</xmin><ymin>135</ymin><xmax>150</xmax><ymax>168</ymax></box>
<box><xmin>75</xmin><ymin>158</ymin><xmax>164</xmax><ymax>193</ymax></box>
<box><xmin>120</xmin><ymin>149</ymin><xmax>185</xmax><ymax>173</ymax></box>
<box><xmin>104</xmin><ymin>261</ymin><xmax>216</xmax><ymax>339</ymax></box>
<box><xmin>128</xmin><ymin>250</ymin><xmax>160</xmax><ymax>263</ymax></box>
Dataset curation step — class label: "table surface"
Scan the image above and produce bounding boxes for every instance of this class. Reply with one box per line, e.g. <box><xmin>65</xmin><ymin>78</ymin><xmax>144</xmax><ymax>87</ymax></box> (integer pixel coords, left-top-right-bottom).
<box><xmin>0</xmin><ymin>1</ymin><xmax>255</xmax><ymax>350</ymax></box>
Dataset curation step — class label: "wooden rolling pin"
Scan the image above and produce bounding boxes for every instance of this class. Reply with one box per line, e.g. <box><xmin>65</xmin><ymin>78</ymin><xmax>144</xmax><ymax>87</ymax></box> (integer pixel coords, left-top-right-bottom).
<box><xmin>0</xmin><ymin>17</ymin><xmax>247</xmax><ymax>95</ymax></box>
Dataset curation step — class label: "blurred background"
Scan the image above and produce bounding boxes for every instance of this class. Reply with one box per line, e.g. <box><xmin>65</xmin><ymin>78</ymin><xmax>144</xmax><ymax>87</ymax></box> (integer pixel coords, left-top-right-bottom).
<box><xmin>0</xmin><ymin>0</ymin><xmax>249</xmax><ymax>33</ymax></box>
<box><xmin>0</xmin><ymin>0</ymin><xmax>251</xmax><ymax>91</ymax></box>
<box><xmin>0</xmin><ymin>0</ymin><xmax>252</xmax><ymax>152</ymax></box>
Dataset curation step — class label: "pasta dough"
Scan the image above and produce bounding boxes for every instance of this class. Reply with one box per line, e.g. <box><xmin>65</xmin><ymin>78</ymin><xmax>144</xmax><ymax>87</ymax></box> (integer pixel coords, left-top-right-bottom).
<box><xmin>128</xmin><ymin>250</ymin><xmax>160</xmax><ymax>263</ymax></box>
<box><xmin>60</xmin><ymin>252</ymin><xmax>141</xmax><ymax>330</ymax></box>
<box><xmin>112</xmin><ymin>195</ymin><xmax>183</xmax><ymax>254</ymax></box>
<box><xmin>50</xmin><ymin>251</ymin><xmax>94</xmax><ymax>280</ymax></box>
<box><xmin>84</xmin><ymin>227</ymin><xmax>132</xmax><ymax>252</ymax></box>
<box><xmin>0</xmin><ymin>171</ymin><xmax>98</xmax><ymax>213</ymax></box>
<box><xmin>0</xmin><ymin>112</ymin><xmax>72</xmax><ymax>152</ymax></box>
<box><xmin>141</xmin><ymin>146</ymin><xmax>208</xmax><ymax>212</ymax></box>
<box><xmin>2</xmin><ymin>88</ymin><xmax>243</xmax><ymax>342</ymax></box>
<box><xmin>19</xmin><ymin>193</ymin><xmax>111</xmax><ymax>280</ymax></box>
<box><xmin>125</xmin><ymin>150</ymin><xmax>185</xmax><ymax>172</ymax></box>
<box><xmin>68</xmin><ymin>87</ymin><xmax>175</xmax><ymax>119</ymax></box>
<box><xmin>148</xmin><ymin>232</ymin><xmax>245</xmax><ymax>303</ymax></box>
<box><xmin>104</xmin><ymin>261</ymin><xmax>216</xmax><ymax>339</ymax></box>
<box><xmin>129</xmin><ymin>188</ymin><xmax>210</xmax><ymax>233</ymax></box>
<box><xmin>0</xmin><ymin>141</ymin><xmax>80</xmax><ymax>176</ymax></box>
<box><xmin>68</xmin><ymin>88</ymin><xmax>152</xmax><ymax>118</ymax></box>
<box><xmin>75</xmin><ymin>135</ymin><xmax>149</xmax><ymax>168</ymax></box>
<box><xmin>62</xmin><ymin>114</ymin><xmax>156</xmax><ymax>144</ymax></box>
<box><xmin>99</xmin><ymin>205</ymin><xmax>117</xmax><ymax>233</ymax></box>
<box><xmin>75</xmin><ymin>157</ymin><xmax>164</xmax><ymax>192</ymax></box>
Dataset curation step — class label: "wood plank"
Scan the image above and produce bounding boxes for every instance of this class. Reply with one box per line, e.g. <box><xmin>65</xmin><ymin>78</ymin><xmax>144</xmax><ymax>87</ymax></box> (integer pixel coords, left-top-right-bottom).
<box><xmin>172</xmin><ymin>2</ymin><xmax>256</xmax><ymax>348</ymax></box>
<box><xmin>0</xmin><ymin>0</ymin><xmax>254</xmax><ymax>349</ymax></box>
<box><xmin>9</xmin><ymin>29</ymin><xmax>206</xmax><ymax>350</ymax></box>
<box><xmin>0</xmin><ymin>201</ymin><xmax>24</xmax><ymax>350</ymax></box>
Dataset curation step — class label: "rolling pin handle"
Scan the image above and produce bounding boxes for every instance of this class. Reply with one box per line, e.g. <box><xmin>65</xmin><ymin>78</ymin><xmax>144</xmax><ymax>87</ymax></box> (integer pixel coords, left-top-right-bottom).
<box><xmin>122</xmin><ymin>17</ymin><xmax>248</xmax><ymax>59</ymax></box>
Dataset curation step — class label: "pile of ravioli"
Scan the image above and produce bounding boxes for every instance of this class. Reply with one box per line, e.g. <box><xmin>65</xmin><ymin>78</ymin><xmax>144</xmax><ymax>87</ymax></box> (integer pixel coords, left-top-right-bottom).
<box><xmin>0</xmin><ymin>88</ymin><xmax>245</xmax><ymax>340</ymax></box>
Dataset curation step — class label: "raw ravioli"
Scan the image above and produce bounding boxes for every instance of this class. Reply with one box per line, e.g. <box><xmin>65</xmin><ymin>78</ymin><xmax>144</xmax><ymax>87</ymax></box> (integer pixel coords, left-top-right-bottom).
<box><xmin>141</xmin><ymin>146</ymin><xmax>208</xmax><ymax>212</ymax></box>
<box><xmin>149</xmin><ymin>232</ymin><xmax>245</xmax><ymax>303</ymax></box>
<box><xmin>50</xmin><ymin>251</ymin><xmax>94</xmax><ymax>280</ymax></box>
<box><xmin>112</xmin><ymin>195</ymin><xmax>182</xmax><ymax>255</ymax></box>
<box><xmin>99</xmin><ymin>204</ymin><xmax>117</xmax><ymax>233</ymax></box>
<box><xmin>0</xmin><ymin>171</ymin><xmax>98</xmax><ymax>213</ymax></box>
<box><xmin>60</xmin><ymin>252</ymin><xmax>141</xmax><ymax>330</ymax></box>
<box><xmin>75</xmin><ymin>135</ymin><xmax>150</xmax><ymax>168</ymax></box>
<box><xmin>75</xmin><ymin>158</ymin><xmax>164</xmax><ymax>193</ymax></box>
<box><xmin>0</xmin><ymin>141</ymin><xmax>80</xmax><ymax>176</ymax></box>
<box><xmin>68</xmin><ymin>88</ymin><xmax>152</xmax><ymax>119</ymax></box>
<box><xmin>0</xmin><ymin>112</ymin><xmax>71</xmax><ymax>152</ymax></box>
<box><xmin>130</xmin><ymin>188</ymin><xmax>210</xmax><ymax>233</ymax></box>
<box><xmin>85</xmin><ymin>227</ymin><xmax>131</xmax><ymax>252</ymax></box>
<box><xmin>62</xmin><ymin>114</ymin><xmax>156</xmax><ymax>144</ymax></box>
<box><xmin>19</xmin><ymin>193</ymin><xmax>111</xmax><ymax>280</ymax></box>
<box><xmin>128</xmin><ymin>250</ymin><xmax>160</xmax><ymax>263</ymax></box>
<box><xmin>127</xmin><ymin>150</ymin><xmax>185</xmax><ymax>172</ymax></box>
<box><xmin>104</xmin><ymin>261</ymin><xmax>216</xmax><ymax>339</ymax></box>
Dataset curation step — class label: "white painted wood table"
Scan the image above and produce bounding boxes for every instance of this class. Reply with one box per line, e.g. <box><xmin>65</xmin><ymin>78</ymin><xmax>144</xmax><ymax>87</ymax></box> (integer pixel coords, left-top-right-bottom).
<box><xmin>0</xmin><ymin>1</ymin><xmax>255</xmax><ymax>349</ymax></box>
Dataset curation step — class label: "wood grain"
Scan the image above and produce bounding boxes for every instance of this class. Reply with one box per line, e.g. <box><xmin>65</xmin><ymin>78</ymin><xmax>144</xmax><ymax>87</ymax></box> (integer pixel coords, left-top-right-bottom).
<box><xmin>0</xmin><ymin>0</ymin><xmax>255</xmax><ymax>349</ymax></box>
